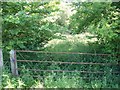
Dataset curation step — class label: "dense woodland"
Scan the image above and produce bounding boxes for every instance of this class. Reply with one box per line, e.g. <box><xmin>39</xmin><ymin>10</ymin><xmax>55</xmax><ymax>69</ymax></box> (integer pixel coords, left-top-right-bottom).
<box><xmin>0</xmin><ymin>0</ymin><xmax>120</xmax><ymax>88</ymax></box>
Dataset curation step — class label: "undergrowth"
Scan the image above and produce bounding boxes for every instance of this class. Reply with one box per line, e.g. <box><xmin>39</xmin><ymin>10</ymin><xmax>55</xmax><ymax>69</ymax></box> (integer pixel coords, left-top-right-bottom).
<box><xmin>1</xmin><ymin>67</ymin><xmax>120</xmax><ymax>88</ymax></box>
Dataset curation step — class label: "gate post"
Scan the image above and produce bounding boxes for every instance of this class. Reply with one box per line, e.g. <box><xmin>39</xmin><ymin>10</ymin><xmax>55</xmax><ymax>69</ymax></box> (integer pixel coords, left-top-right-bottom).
<box><xmin>10</xmin><ymin>50</ymin><xmax>18</xmax><ymax>76</ymax></box>
<box><xmin>0</xmin><ymin>49</ymin><xmax>3</xmax><ymax>87</ymax></box>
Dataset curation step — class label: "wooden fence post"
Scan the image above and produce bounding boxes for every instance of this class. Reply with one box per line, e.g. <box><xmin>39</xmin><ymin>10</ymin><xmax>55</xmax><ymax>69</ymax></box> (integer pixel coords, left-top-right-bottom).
<box><xmin>0</xmin><ymin>49</ymin><xmax>3</xmax><ymax>87</ymax></box>
<box><xmin>10</xmin><ymin>50</ymin><xmax>18</xmax><ymax>76</ymax></box>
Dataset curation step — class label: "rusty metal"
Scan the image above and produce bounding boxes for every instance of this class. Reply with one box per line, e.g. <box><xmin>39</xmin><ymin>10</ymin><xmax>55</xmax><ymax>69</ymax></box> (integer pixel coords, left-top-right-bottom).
<box><xmin>15</xmin><ymin>50</ymin><xmax>119</xmax><ymax>56</ymax></box>
<box><xmin>15</xmin><ymin>50</ymin><xmax>120</xmax><ymax>77</ymax></box>
<box><xmin>16</xmin><ymin>68</ymin><xmax>120</xmax><ymax>74</ymax></box>
<box><xmin>17</xmin><ymin>60</ymin><xmax>120</xmax><ymax>66</ymax></box>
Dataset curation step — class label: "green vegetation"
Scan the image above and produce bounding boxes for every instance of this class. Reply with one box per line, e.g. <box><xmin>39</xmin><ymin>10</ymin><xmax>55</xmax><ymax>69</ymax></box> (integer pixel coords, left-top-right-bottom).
<box><xmin>70</xmin><ymin>2</ymin><xmax>120</xmax><ymax>53</ymax></box>
<box><xmin>1</xmin><ymin>0</ymin><xmax>120</xmax><ymax>88</ymax></box>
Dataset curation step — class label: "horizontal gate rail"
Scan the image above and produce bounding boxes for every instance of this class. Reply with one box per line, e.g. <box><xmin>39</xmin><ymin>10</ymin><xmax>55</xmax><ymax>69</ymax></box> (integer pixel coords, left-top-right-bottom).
<box><xmin>15</xmin><ymin>50</ymin><xmax>120</xmax><ymax>56</ymax></box>
<box><xmin>17</xmin><ymin>60</ymin><xmax>120</xmax><ymax>66</ymax></box>
<box><xmin>10</xmin><ymin>50</ymin><xmax>120</xmax><ymax>76</ymax></box>
<box><xmin>17</xmin><ymin>68</ymin><xmax>120</xmax><ymax>74</ymax></box>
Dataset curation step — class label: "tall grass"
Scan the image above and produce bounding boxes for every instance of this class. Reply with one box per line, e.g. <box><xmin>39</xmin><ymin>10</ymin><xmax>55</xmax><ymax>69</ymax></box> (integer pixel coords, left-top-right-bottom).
<box><xmin>2</xmin><ymin>68</ymin><xmax>119</xmax><ymax>88</ymax></box>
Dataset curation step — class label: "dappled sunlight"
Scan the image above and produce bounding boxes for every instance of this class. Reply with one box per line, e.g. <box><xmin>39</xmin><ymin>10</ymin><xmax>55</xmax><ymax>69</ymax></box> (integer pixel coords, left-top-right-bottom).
<box><xmin>44</xmin><ymin>39</ymin><xmax>64</xmax><ymax>48</ymax></box>
<box><xmin>42</xmin><ymin>1</ymin><xmax>75</xmax><ymax>24</ymax></box>
<box><xmin>61</xmin><ymin>32</ymin><xmax>98</xmax><ymax>44</ymax></box>
<box><xmin>44</xmin><ymin>32</ymin><xmax>98</xmax><ymax>52</ymax></box>
<box><xmin>45</xmin><ymin>32</ymin><xmax>98</xmax><ymax>45</ymax></box>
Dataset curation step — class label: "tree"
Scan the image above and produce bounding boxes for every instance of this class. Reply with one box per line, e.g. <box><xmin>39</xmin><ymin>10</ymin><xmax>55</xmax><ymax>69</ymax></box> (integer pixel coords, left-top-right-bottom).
<box><xmin>2</xmin><ymin>1</ymin><xmax>60</xmax><ymax>50</ymax></box>
<box><xmin>69</xmin><ymin>2</ymin><xmax>120</xmax><ymax>53</ymax></box>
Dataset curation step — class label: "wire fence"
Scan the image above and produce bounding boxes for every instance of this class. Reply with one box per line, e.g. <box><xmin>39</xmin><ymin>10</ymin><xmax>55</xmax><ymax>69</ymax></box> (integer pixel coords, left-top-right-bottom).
<box><xmin>10</xmin><ymin>50</ymin><xmax>120</xmax><ymax>80</ymax></box>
